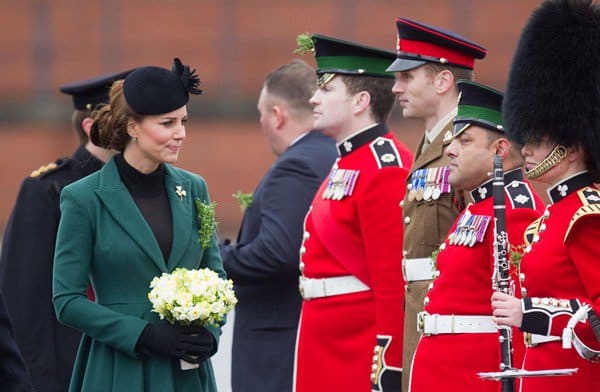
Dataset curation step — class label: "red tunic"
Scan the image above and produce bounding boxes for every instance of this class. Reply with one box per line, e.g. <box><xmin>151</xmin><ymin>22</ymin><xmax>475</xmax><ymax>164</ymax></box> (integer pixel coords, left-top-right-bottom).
<box><xmin>518</xmin><ymin>173</ymin><xmax>600</xmax><ymax>392</ymax></box>
<box><xmin>294</xmin><ymin>124</ymin><xmax>412</xmax><ymax>392</ymax></box>
<box><xmin>411</xmin><ymin>170</ymin><xmax>543</xmax><ymax>392</ymax></box>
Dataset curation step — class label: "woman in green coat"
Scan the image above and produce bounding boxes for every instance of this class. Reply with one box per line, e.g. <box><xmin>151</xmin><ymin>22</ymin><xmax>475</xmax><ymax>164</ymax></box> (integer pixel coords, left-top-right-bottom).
<box><xmin>53</xmin><ymin>59</ymin><xmax>224</xmax><ymax>391</ymax></box>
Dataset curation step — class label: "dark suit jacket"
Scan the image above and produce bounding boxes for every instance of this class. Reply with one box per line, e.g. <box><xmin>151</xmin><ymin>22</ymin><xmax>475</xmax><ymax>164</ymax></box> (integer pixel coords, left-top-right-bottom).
<box><xmin>0</xmin><ymin>292</ymin><xmax>32</xmax><ymax>391</ymax></box>
<box><xmin>220</xmin><ymin>130</ymin><xmax>337</xmax><ymax>392</ymax></box>
<box><xmin>0</xmin><ymin>146</ymin><xmax>101</xmax><ymax>392</ymax></box>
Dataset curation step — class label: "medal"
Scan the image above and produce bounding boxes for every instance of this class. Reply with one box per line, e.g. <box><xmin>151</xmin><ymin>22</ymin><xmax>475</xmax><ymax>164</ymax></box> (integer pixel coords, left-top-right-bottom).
<box><xmin>432</xmin><ymin>168</ymin><xmax>442</xmax><ymax>200</ymax></box>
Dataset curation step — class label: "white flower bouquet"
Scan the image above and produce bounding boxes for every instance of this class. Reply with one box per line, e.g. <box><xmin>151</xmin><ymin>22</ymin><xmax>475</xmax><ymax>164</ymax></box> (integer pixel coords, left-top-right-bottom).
<box><xmin>148</xmin><ymin>267</ymin><xmax>237</xmax><ymax>369</ymax></box>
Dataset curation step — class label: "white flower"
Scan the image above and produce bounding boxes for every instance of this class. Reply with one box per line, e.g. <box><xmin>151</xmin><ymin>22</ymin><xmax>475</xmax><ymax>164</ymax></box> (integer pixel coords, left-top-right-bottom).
<box><xmin>148</xmin><ymin>267</ymin><xmax>237</xmax><ymax>326</ymax></box>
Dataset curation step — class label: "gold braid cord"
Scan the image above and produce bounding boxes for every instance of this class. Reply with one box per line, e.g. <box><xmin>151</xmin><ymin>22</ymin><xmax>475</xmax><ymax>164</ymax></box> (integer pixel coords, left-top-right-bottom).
<box><xmin>525</xmin><ymin>145</ymin><xmax>567</xmax><ymax>180</ymax></box>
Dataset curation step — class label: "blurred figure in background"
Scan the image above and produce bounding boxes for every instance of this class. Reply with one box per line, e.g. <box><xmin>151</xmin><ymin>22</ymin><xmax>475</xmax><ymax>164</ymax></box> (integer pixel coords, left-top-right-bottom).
<box><xmin>219</xmin><ymin>59</ymin><xmax>337</xmax><ymax>392</ymax></box>
<box><xmin>0</xmin><ymin>69</ymin><xmax>133</xmax><ymax>392</ymax></box>
<box><xmin>221</xmin><ymin>60</ymin><xmax>337</xmax><ymax>392</ymax></box>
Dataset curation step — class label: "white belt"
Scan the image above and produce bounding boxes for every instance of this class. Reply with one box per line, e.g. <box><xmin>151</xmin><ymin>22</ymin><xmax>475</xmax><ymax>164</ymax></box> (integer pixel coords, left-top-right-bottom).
<box><xmin>418</xmin><ymin>312</ymin><xmax>498</xmax><ymax>335</ymax></box>
<box><xmin>403</xmin><ymin>257</ymin><xmax>435</xmax><ymax>282</ymax></box>
<box><xmin>525</xmin><ymin>332</ymin><xmax>561</xmax><ymax>347</ymax></box>
<box><xmin>299</xmin><ymin>275</ymin><xmax>370</xmax><ymax>300</ymax></box>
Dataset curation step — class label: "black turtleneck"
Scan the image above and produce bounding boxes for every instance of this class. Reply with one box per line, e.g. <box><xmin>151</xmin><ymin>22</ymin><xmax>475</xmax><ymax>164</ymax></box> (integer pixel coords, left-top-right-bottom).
<box><xmin>114</xmin><ymin>154</ymin><xmax>172</xmax><ymax>263</ymax></box>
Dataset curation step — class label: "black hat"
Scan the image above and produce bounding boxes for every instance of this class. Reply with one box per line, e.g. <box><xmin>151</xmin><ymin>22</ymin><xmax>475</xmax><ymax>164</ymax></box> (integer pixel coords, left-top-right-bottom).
<box><xmin>60</xmin><ymin>69</ymin><xmax>135</xmax><ymax>111</ymax></box>
<box><xmin>296</xmin><ymin>33</ymin><xmax>396</xmax><ymax>86</ymax></box>
<box><xmin>123</xmin><ymin>58</ymin><xmax>202</xmax><ymax>115</ymax></box>
<box><xmin>387</xmin><ymin>18</ymin><xmax>487</xmax><ymax>72</ymax></box>
<box><xmin>453</xmin><ymin>80</ymin><xmax>504</xmax><ymax>137</ymax></box>
<box><xmin>503</xmin><ymin>0</ymin><xmax>600</xmax><ymax>178</ymax></box>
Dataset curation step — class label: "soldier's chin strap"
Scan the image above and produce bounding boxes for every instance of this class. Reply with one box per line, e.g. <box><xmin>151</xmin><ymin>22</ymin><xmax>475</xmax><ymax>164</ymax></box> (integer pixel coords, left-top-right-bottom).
<box><xmin>525</xmin><ymin>145</ymin><xmax>567</xmax><ymax>180</ymax></box>
<box><xmin>562</xmin><ymin>304</ymin><xmax>600</xmax><ymax>363</ymax></box>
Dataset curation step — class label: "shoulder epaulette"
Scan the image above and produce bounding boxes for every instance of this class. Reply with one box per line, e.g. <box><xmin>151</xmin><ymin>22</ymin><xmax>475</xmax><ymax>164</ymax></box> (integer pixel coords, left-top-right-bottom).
<box><xmin>504</xmin><ymin>180</ymin><xmax>535</xmax><ymax>209</ymax></box>
<box><xmin>565</xmin><ymin>187</ymin><xmax>600</xmax><ymax>241</ymax></box>
<box><xmin>29</xmin><ymin>158</ymin><xmax>68</xmax><ymax>178</ymax></box>
<box><xmin>369</xmin><ymin>137</ymin><xmax>403</xmax><ymax>169</ymax></box>
<box><xmin>524</xmin><ymin>217</ymin><xmax>543</xmax><ymax>246</ymax></box>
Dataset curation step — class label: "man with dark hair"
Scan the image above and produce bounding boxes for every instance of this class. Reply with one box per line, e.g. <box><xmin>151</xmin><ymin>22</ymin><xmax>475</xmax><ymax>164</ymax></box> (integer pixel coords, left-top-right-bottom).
<box><xmin>410</xmin><ymin>81</ymin><xmax>543</xmax><ymax>391</ymax></box>
<box><xmin>219</xmin><ymin>59</ymin><xmax>337</xmax><ymax>392</ymax></box>
<box><xmin>0</xmin><ymin>69</ymin><xmax>133</xmax><ymax>392</ymax></box>
<box><xmin>385</xmin><ymin>18</ymin><xmax>487</xmax><ymax>391</ymax></box>
<box><xmin>293</xmin><ymin>34</ymin><xmax>412</xmax><ymax>392</ymax></box>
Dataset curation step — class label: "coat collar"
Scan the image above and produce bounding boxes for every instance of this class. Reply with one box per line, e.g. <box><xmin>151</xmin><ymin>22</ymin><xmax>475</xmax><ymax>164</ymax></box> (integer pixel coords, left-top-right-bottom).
<box><xmin>94</xmin><ymin>158</ymin><xmax>192</xmax><ymax>272</ymax></box>
<box><xmin>336</xmin><ymin>123</ymin><xmax>389</xmax><ymax>157</ymax></box>
<box><xmin>547</xmin><ymin>171</ymin><xmax>593</xmax><ymax>204</ymax></box>
<box><xmin>470</xmin><ymin>168</ymin><xmax>523</xmax><ymax>203</ymax></box>
<box><xmin>411</xmin><ymin>118</ymin><xmax>454</xmax><ymax>174</ymax></box>
<box><xmin>71</xmin><ymin>145</ymin><xmax>104</xmax><ymax>178</ymax></box>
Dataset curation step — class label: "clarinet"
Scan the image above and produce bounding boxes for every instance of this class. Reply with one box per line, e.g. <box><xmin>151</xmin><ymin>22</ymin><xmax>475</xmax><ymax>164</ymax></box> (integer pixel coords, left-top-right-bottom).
<box><xmin>491</xmin><ymin>155</ymin><xmax>516</xmax><ymax>392</ymax></box>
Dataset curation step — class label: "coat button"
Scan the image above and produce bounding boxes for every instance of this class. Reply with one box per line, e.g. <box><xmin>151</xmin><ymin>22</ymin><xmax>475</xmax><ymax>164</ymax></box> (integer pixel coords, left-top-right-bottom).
<box><xmin>400</xmin><ymin>200</ymin><xmax>404</xmax><ymax>207</ymax></box>
<box><xmin>521</xmin><ymin>287</ymin><xmax>527</xmax><ymax>297</ymax></box>
<box><xmin>519</xmin><ymin>273</ymin><xmax>526</xmax><ymax>283</ymax></box>
<box><xmin>303</xmin><ymin>231</ymin><xmax>310</xmax><ymax>240</ymax></box>
<box><xmin>300</xmin><ymin>246</ymin><xmax>306</xmax><ymax>255</ymax></box>
<box><xmin>299</xmin><ymin>262</ymin><xmax>305</xmax><ymax>272</ymax></box>
<box><xmin>404</xmin><ymin>216</ymin><xmax>411</xmax><ymax>224</ymax></box>
<box><xmin>424</xmin><ymin>296</ymin><xmax>430</xmax><ymax>305</ymax></box>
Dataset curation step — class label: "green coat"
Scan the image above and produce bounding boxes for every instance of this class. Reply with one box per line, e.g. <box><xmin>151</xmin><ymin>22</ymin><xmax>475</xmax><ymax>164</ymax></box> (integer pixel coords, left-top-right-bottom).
<box><xmin>53</xmin><ymin>158</ymin><xmax>224</xmax><ymax>392</ymax></box>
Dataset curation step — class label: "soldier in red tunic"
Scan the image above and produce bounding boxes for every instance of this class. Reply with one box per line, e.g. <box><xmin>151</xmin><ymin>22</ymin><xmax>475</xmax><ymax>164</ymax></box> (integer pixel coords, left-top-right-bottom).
<box><xmin>410</xmin><ymin>81</ymin><xmax>544</xmax><ymax>391</ymax></box>
<box><xmin>491</xmin><ymin>1</ymin><xmax>600</xmax><ymax>391</ymax></box>
<box><xmin>293</xmin><ymin>34</ymin><xmax>412</xmax><ymax>392</ymax></box>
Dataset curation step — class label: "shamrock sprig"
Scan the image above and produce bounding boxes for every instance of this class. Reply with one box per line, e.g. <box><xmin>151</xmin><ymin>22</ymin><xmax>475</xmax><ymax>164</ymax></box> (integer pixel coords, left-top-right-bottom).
<box><xmin>195</xmin><ymin>199</ymin><xmax>218</xmax><ymax>249</ymax></box>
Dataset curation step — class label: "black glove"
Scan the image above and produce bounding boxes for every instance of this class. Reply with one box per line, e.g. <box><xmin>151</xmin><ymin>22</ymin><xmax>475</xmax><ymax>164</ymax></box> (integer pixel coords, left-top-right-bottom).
<box><xmin>136</xmin><ymin>324</ymin><xmax>217</xmax><ymax>363</ymax></box>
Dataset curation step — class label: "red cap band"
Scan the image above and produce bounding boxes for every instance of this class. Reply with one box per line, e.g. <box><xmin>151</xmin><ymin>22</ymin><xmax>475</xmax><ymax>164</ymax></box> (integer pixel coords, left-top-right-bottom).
<box><xmin>397</xmin><ymin>38</ymin><xmax>475</xmax><ymax>69</ymax></box>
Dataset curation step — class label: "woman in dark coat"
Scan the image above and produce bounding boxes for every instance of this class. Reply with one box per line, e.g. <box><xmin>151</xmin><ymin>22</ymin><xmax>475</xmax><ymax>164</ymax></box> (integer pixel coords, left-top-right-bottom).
<box><xmin>53</xmin><ymin>59</ymin><xmax>224</xmax><ymax>392</ymax></box>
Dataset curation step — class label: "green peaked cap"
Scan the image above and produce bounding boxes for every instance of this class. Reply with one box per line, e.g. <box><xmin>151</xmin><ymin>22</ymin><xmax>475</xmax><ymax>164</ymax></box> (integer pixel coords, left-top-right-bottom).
<box><xmin>453</xmin><ymin>80</ymin><xmax>504</xmax><ymax>137</ymax></box>
<box><xmin>296</xmin><ymin>33</ymin><xmax>396</xmax><ymax>79</ymax></box>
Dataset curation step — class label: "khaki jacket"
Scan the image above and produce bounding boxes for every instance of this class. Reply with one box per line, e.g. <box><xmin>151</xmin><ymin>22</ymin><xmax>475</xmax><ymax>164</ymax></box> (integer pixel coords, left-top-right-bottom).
<box><xmin>402</xmin><ymin>121</ymin><xmax>463</xmax><ymax>260</ymax></box>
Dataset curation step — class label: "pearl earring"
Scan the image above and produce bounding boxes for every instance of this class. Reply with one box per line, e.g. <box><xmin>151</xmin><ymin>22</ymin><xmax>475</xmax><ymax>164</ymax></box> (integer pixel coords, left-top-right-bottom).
<box><xmin>131</xmin><ymin>136</ymin><xmax>137</xmax><ymax>143</ymax></box>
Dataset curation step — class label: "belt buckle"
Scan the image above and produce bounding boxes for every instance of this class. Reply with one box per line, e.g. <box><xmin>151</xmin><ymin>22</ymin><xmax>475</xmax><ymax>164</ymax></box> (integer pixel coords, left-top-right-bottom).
<box><xmin>524</xmin><ymin>332</ymin><xmax>534</xmax><ymax>348</ymax></box>
<box><xmin>299</xmin><ymin>276</ymin><xmax>306</xmax><ymax>300</ymax></box>
<box><xmin>417</xmin><ymin>312</ymin><xmax>426</xmax><ymax>334</ymax></box>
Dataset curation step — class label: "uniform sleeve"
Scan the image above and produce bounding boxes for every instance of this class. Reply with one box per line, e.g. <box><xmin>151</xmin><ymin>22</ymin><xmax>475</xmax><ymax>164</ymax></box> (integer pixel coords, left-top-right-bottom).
<box><xmin>0</xmin><ymin>291</ymin><xmax>32</xmax><ymax>390</ymax></box>
<box><xmin>357</xmin><ymin>167</ymin><xmax>407</xmax><ymax>389</ymax></box>
<box><xmin>0</xmin><ymin>178</ymin><xmax>64</xmax><ymax>370</ymax></box>
<box><xmin>564</xmin><ymin>217</ymin><xmax>600</xmax><ymax>340</ymax></box>
<box><xmin>53</xmin><ymin>186</ymin><xmax>148</xmax><ymax>358</ymax></box>
<box><xmin>519</xmin><ymin>216</ymin><xmax>600</xmax><ymax>342</ymax></box>
<box><xmin>221</xmin><ymin>159</ymin><xmax>320</xmax><ymax>284</ymax></box>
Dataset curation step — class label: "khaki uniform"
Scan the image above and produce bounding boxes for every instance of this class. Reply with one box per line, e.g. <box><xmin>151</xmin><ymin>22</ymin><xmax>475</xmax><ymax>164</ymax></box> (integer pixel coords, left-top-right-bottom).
<box><xmin>401</xmin><ymin>120</ymin><xmax>464</xmax><ymax>392</ymax></box>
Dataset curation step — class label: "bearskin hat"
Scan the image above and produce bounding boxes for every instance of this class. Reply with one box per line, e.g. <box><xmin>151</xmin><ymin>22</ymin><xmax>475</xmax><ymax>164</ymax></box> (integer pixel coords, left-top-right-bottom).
<box><xmin>503</xmin><ymin>0</ymin><xmax>600</xmax><ymax>180</ymax></box>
